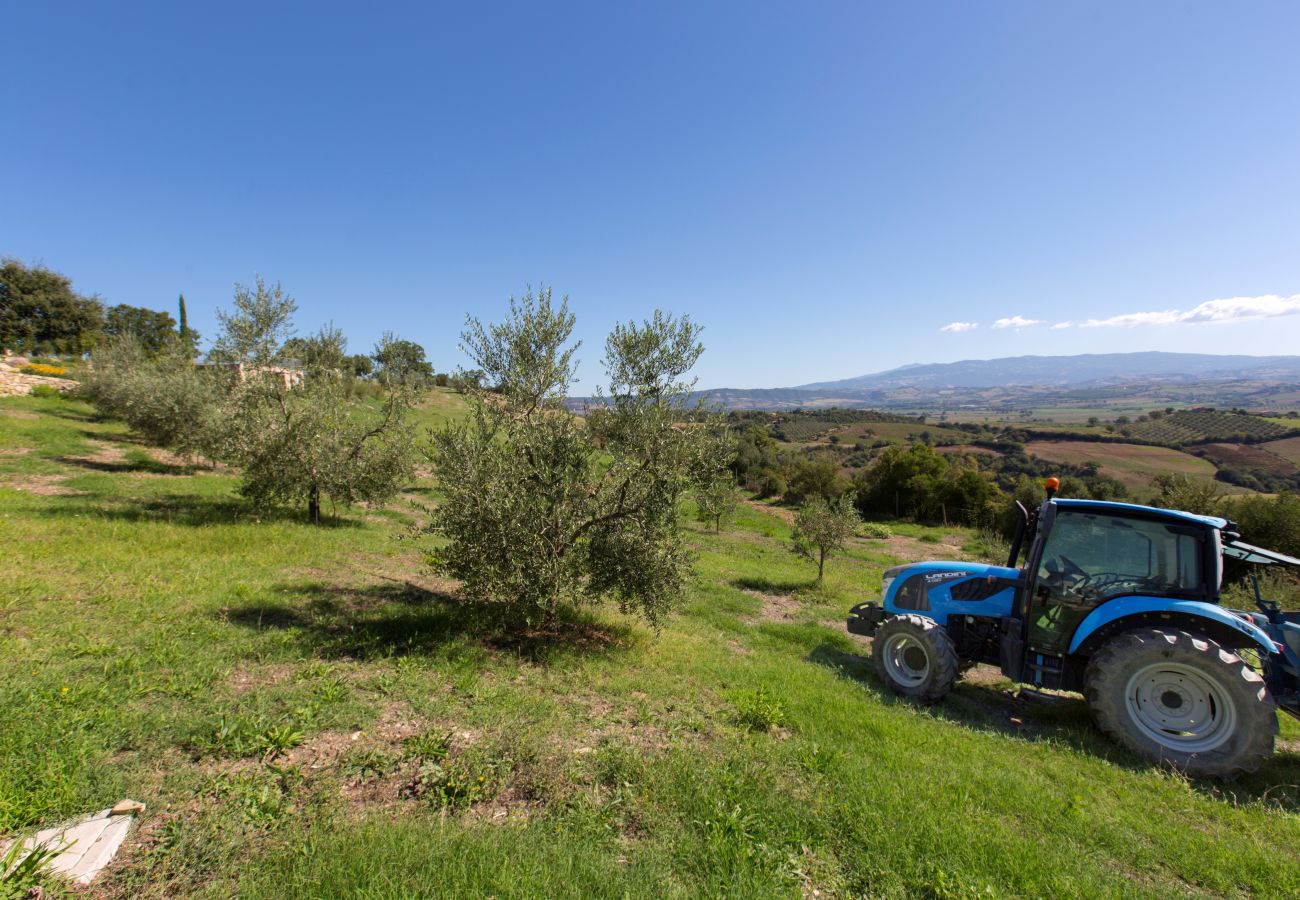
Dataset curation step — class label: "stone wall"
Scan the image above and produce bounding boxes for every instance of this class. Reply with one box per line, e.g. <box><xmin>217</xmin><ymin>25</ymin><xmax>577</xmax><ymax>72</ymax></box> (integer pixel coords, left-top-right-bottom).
<box><xmin>0</xmin><ymin>360</ymin><xmax>78</xmax><ymax>397</ymax></box>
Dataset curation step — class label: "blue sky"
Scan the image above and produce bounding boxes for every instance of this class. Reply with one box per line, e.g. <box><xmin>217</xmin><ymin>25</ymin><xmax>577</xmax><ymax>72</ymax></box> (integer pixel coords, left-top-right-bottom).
<box><xmin>4</xmin><ymin>1</ymin><xmax>1298</xmax><ymax>389</ymax></box>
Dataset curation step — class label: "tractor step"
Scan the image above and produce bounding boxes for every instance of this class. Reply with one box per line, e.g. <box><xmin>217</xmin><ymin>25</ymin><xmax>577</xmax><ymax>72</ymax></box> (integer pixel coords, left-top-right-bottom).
<box><xmin>847</xmin><ymin>602</ymin><xmax>886</xmax><ymax>637</ymax></box>
<box><xmin>1013</xmin><ymin>686</ymin><xmax>1072</xmax><ymax>705</ymax></box>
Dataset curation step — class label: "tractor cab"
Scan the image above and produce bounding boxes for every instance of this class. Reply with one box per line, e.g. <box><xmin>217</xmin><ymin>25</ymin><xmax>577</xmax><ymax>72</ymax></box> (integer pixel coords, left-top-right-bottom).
<box><xmin>847</xmin><ymin>479</ymin><xmax>1299</xmax><ymax>777</ymax></box>
<box><xmin>1007</xmin><ymin>490</ymin><xmax>1254</xmax><ymax>691</ymax></box>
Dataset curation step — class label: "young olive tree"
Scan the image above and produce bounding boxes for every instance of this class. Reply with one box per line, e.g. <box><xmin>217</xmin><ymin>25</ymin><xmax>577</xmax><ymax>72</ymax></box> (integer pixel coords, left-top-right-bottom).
<box><xmin>426</xmin><ymin>288</ymin><xmax>722</xmax><ymax>630</ymax></box>
<box><xmin>695</xmin><ymin>474</ymin><xmax>742</xmax><ymax>533</ymax></box>
<box><xmin>693</xmin><ymin>430</ymin><xmax>741</xmax><ymax>532</ymax></box>
<box><xmin>210</xmin><ymin>276</ymin><xmax>297</xmax><ymax>365</ymax></box>
<box><xmin>791</xmin><ymin>495</ymin><xmax>860</xmax><ymax>583</ymax></box>
<box><xmin>215</xmin><ymin>284</ymin><xmax>418</xmax><ymax>524</ymax></box>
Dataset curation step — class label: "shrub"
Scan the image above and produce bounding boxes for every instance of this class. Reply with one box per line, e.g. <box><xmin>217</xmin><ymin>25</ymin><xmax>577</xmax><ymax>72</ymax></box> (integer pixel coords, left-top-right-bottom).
<box><xmin>83</xmin><ymin>337</ymin><xmax>226</xmax><ymax>458</ymax></box>
<box><xmin>20</xmin><ymin>363</ymin><xmax>66</xmax><ymax>377</ymax></box>
<box><xmin>859</xmin><ymin>522</ymin><xmax>892</xmax><ymax>539</ymax></box>
<box><xmin>28</xmin><ymin>384</ymin><xmax>61</xmax><ymax>399</ymax></box>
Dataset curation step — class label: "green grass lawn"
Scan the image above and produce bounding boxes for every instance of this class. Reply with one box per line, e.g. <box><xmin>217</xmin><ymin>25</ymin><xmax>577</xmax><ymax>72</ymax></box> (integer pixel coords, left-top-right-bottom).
<box><xmin>4</xmin><ymin>394</ymin><xmax>1300</xmax><ymax>897</ymax></box>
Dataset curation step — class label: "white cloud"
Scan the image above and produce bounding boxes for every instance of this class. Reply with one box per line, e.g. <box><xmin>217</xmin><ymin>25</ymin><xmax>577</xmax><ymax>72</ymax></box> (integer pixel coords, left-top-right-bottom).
<box><xmin>940</xmin><ymin>321</ymin><xmax>978</xmax><ymax>333</ymax></box>
<box><xmin>1051</xmin><ymin>321</ymin><xmax>1073</xmax><ymax>329</ymax></box>
<box><xmin>992</xmin><ymin>315</ymin><xmax>1043</xmax><ymax>330</ymax></box>
<box><xmin>1082</xmin><ymin>293</ymin><xmax>1300</xmax><ymax>328</ymax></box>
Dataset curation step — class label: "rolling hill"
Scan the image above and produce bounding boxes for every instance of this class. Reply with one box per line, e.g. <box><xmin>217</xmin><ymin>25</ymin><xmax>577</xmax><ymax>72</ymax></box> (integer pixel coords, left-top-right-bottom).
<box><xmin>688</xmin><ymin>352</ymin><xmax>1300</xmax><ymax>413</ymax></box>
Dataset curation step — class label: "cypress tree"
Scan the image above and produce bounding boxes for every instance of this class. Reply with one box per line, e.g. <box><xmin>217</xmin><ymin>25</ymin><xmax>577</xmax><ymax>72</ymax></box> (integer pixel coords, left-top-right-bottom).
<box><xmin>178</xmin><ymin>293</ymin><xmax>189</xmax><ymax>338</ymax></box>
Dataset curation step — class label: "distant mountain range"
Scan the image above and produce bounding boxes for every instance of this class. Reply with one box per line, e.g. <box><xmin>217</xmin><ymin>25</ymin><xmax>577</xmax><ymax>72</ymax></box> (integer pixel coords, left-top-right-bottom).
<box><xmin>793</xmin><ymin>352</ymin><xmax>1300</xmax><ymax>391</ymax></box>
<box><xmin>689</xmin><ymin>352</ymin><xmax>1300</xmax><ymax>412</ymax></box>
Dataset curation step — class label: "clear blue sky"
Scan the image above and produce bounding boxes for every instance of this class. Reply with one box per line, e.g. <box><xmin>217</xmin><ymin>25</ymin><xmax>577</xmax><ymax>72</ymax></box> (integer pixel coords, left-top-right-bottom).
<box><xmin>4</xmin><ymin>1</ymin><xmax>1299</xmax><ymax>389</ymax></box>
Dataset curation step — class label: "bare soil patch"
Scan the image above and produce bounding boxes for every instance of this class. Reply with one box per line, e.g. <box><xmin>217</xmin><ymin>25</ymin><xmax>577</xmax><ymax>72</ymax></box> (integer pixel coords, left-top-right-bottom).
<box><xmin>223</xmin><ymin>662</ymin><xmax>298</xmax><ymax>695</ymax></box>
<box><xmin>144</xmin><ymin>446</ymin><xmax>193</xmax><ymax>467</ymax></box>
<box><xmin>1264</xmin><ymin>435</ymin><xmax>1300</xmax><ymax>467</ymax></box>
<box><xmin>1197</xmin><ymin>442</ymin><xmax>1299</xmax><ymax>477</ymax></box>
<box><xmin>741</xmin><ymin>588</ymin><xmax>804</xmax><ymax>623</ymax></box>
<box><xmin>882</xmin><ymin>534</ymin><xmax>971</xmax><ymax>563</ymax></box>
<box><xmin>2</xmin><ymin>473</ymin><xmax>84</xmax><ymax>495</ymax></box>
<box><xmin>81</xmin><ymin>440</ymin><xmax>129</xmax><ymax>464</ymax></box>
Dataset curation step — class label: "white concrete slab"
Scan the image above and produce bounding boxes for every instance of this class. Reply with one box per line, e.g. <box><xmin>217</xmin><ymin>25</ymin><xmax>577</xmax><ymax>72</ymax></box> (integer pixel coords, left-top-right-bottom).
<box><xmin>2</xmin><ymin>801</ymin><xmax>142</xmax><ymax>886</ymax></box>
<box><xmin>67</xmin><ymin>816</ymin><xmax>131</xmax><ymax>883</ymax></box>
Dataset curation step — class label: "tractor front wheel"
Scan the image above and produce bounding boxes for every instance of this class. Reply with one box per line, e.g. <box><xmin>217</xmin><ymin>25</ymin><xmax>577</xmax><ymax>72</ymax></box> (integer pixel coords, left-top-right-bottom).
<box><xmin>1084</xmin><ymin>628</ymin><xmax>1277</xmax><ymax>778</ymax></box>
<box><xmin>872</xmin><ymin>614</ymin><xmax>958</xmax><ymax>702</ymax></box>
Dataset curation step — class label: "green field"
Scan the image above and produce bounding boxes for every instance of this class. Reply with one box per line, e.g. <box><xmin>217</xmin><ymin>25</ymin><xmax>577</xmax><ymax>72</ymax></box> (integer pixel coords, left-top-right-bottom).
<box><xmin>1024</xmin><ymin>440</ymin><xmax>1220</xmax><ymax>494</ymax></box>
<box><xmin>5</xmin><ymin>395</ymin><xmax>1300</xmax><ymax>897</ymax></box>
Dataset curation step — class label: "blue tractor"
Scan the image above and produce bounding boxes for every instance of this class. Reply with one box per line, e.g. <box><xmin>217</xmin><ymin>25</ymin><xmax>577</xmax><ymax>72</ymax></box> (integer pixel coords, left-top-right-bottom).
<box><xmin>847</xmin><ymin>479</ymin><xmax>1300</xmax><ymax>777</ymax></box>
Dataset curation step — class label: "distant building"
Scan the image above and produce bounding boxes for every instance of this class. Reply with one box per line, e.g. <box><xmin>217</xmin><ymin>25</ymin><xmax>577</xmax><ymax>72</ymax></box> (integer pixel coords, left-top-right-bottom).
<box><xmin>198</xmin><ymin>359</ymin><xmax>305</xmax><ymax>389</ymax></box>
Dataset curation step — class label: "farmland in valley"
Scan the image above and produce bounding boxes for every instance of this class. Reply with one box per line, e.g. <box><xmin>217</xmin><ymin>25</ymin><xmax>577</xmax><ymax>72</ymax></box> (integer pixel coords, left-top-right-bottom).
<box><xmin>1022</xmin><ymin>440</ymin><xmax>1219</xmax><ymax>493</ymax></box>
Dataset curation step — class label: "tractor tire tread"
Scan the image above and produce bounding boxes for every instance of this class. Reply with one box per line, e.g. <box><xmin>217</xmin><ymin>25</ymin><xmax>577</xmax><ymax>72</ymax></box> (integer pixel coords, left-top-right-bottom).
<box><xmin>872</xmin><ymin>614</ymin><xmax>959</xmax><ymax>703</ymax></box>
<box><xmin>1084</xmin><ymin>628</ymin><xmax>1276</xmax><ymax>778</ymax></box>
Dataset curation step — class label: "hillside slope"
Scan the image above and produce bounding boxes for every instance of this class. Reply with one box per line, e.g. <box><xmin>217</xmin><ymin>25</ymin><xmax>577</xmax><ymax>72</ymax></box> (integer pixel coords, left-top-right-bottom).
<box><xmin>3</xmin><ymin>395</ymin><xmax>1300</xmax><ymax>896</ymax></box>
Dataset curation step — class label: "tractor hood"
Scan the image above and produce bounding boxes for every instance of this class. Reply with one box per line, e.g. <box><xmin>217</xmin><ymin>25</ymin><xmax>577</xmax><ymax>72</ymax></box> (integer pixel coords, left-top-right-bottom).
<box><xmin>880</xmin><ymin>561</ymin><xmax>1022</xmax><ymax>625</ymax></box>
<box><xmin>883</xmin><ymin>561</ymin><xmax>1020</xmax><ymax>585</ymax></box>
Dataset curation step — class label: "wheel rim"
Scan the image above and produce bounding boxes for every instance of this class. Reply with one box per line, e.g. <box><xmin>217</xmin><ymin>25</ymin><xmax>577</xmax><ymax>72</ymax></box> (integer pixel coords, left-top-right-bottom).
<box><xmin>1124</xmin><ymin>661</ymin><xmax>1237</xmax><ymax>754</ymax></box>
<box><xmin>881</xmin><ymin>632</ymin><xmax>930</xmax><ymax>687</ymax></box>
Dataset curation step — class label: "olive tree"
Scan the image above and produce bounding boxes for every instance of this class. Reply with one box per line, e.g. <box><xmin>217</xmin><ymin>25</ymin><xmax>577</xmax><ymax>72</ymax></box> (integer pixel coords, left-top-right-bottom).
<box><xmin>791</xmin><ymin>495</ymin><xmax>860</xmax><ymax>583</ymax></box>
<box><xmin>214</xmin><ymin>283</ymin><xmax>418</xmax><ymax>524</ymax></box>
<box><xmin>210</xmin><ymin>276</ymin><xmax>297</xmax><ymax>365</ymax></box>
<box><xmin>693</xmin><ymin>431</ymin><xmax>741</xmax><ymax>532</ymax></box>
<box><xmin>224</xmin><ymin>370</ymin><xmax>416</xmax><ymax>523</ymax></box>
<box><xmin>426</xmin><ymin>287</ymin><xmax>721</xmax><ymax>629</ymax></box>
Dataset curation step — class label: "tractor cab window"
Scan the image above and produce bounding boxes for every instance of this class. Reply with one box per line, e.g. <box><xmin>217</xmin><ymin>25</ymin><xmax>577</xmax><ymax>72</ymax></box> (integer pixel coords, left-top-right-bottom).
<box><xmin>1028</xmin><ymin>510</ymin><xmax>1205</xmax><ymax>654</ymax></box>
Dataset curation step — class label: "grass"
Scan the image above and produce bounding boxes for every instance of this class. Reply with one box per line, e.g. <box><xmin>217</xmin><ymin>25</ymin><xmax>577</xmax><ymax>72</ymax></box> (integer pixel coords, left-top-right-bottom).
<box><xmin>4</xmin><ymin>394</ymin><xmax>1300</xmax><ymax>896</ymax></box>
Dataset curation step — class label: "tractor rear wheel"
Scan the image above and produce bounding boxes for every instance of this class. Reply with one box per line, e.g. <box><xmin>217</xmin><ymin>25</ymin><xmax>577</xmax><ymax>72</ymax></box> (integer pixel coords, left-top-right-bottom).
<box><xmin>1084</xmin><ymin>628</ymin><xmax>1277</xmax><ymax>778</ymax></box>
<box><xmin>872</xmin><ymin>614</ymin><xmax>958</xmax><ymax>702</ymax></box>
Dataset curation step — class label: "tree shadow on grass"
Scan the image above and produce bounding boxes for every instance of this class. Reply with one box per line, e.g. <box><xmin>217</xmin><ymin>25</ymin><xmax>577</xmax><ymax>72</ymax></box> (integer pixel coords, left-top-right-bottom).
<box><xmin>220</xmin><ymin>580</ymin><xmax>639</xmax><ymax>665</ymax></box>
<box><xmin>807</xmin><ymin>642</ymin><xmax>1300</xmax><ymax>809</ymax></box>
<box><xmin>52</xmin><ymin>454</ymin><xmax>202</xmax><ymax>477</ymax></box>
<box><xmin>38</xmin><ymin>491</ymin><xmax>363</xmax><ymax>528</ymax></box>
<box><xmin>79</xmin><ymin>428</ymin><xmax>149</xmax><ymax>445</ymax></box>
<box><xmin>732</xmin><ymin>576</ymin><xmax>817</xmax><ymax>595</ymax></box>
<box><xmin>40</xmin><ymin>407</ymin><xmax>98</xmax><ymax>423</ymax></box>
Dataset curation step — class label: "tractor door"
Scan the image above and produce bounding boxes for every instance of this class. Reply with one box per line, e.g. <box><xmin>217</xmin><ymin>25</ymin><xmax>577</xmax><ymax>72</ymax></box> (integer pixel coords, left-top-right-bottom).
<box><xmin>1025</xmin><ymin>509</ymin><xmax>1208</xmax><ymax>657</ymax></box>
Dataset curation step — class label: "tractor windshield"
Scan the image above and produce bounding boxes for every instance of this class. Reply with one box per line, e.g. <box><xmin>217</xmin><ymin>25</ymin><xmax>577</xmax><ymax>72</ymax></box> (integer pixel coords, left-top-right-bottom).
<box><xmin>1028</xmin><ymin>509</ymin><xmax>1207</xmax><ymax>654</ymax></box>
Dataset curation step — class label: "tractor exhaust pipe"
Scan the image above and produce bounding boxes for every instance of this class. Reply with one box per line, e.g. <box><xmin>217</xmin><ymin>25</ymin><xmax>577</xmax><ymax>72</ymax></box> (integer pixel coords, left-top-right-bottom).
<box><xmin>1006</xmin><ymin>501</ymin><xmax>1029</xmax><ymax>568</ymax></box>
